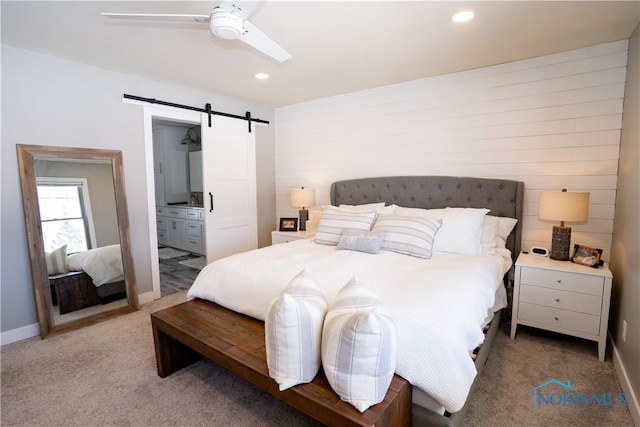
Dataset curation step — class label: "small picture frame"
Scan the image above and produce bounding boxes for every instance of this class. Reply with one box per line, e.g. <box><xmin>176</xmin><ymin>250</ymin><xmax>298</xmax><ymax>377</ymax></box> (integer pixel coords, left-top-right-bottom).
<box><xmin>572</xmin><ymin>244</ymin><xmax>603</xmax><ymax>268</ymax></box>
<box><xmin>279</xmin><ymin>217</ymin><xmax>298</xmax><ymax>232</ymax></box>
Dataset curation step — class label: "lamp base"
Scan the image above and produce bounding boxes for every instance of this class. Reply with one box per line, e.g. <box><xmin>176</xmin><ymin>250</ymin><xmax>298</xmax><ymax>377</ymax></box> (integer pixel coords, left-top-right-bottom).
<box><xmin>298</xmin><ymin>209</ymin><xmax>309</xmax><ymax>231</ymax></box>
<box><xmin>550</xmin><ymin>225</ymin><xmax>572</xmax><ymax>261</ymax></box>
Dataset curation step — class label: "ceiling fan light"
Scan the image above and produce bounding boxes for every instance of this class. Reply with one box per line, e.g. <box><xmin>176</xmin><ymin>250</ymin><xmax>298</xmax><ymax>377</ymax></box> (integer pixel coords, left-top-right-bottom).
<box><xmin>210</xmin><ymin>9</ymin><xmax>243</xmax><ymax>39</ymax></box>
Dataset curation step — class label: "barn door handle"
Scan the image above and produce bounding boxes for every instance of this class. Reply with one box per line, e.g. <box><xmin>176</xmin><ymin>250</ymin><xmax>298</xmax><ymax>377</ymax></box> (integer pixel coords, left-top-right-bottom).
<box><xmin>209</xmin><ymin>192</ymin><xmax>214</xmax><ymax>212</ymax></box>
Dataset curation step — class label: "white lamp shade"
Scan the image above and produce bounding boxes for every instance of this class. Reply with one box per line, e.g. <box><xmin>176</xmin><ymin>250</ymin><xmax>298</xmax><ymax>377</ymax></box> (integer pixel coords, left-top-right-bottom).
<box><xmin>539</xmin><ymin>190</ymin><xmax>590</xmax><ymax>223</ymax></box>
<box><xmin>290</xmin><ymin>187</ymin><xmax>315</xmax><ymax>208</ymax></box>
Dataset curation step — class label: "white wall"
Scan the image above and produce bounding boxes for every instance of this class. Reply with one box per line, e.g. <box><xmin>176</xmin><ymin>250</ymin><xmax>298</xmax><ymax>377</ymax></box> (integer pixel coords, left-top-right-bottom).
<box><xmin>610</xmin><ymin>23</ymin><xmax>640</xmax><ymax>425</ymax></box>
<box><xmin>1</xmin><ymin>45</ymin><xmax>275</xmax><ymax>337</ymax></box>
<box><xmin>275</xmin><ymin>40</ymin><xmax>627</xmax><ymax>261</ymax></box>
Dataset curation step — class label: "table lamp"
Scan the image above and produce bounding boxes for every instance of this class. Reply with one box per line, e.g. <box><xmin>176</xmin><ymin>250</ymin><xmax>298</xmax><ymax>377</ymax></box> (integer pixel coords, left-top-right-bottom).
<box><xmin>538</xmin><ymin>189</ymin><xmax>590</xmax><ymax>261</ymax></box>
<box><xmin>290</xmin><ymin>187</ymin><xmax>315</xmax><ymax>231</ymax></box>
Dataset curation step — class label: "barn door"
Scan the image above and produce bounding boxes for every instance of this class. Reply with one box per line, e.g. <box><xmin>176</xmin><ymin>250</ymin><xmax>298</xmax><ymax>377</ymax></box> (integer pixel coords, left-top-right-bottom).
<box><xmin>200</xmin><ymin>114</ymin><xmax>257</xmax><ymax>262</ymax></box>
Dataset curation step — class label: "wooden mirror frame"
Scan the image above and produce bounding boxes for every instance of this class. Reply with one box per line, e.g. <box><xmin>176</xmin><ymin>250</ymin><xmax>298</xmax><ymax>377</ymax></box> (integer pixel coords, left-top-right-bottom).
<box><xmin>17</xmin><ymin>145</ymin><xmax>139</xmax><ymax>338</ymax></box>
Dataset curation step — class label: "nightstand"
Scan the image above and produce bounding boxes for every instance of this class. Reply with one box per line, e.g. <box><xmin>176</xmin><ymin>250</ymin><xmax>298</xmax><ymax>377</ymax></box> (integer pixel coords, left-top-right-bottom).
<box><xmin>271</xmin><ymin>230</ymin><xmax>314</xmax><ymax>245</ymax></box>
<box><xmin>510</xmin><ymin>252</ymin><xmax>612</xmax><ymax>361</ymax></box>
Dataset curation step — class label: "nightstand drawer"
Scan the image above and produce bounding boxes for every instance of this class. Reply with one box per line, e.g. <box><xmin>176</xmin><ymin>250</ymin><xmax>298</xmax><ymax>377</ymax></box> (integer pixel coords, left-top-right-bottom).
<box><xmin>518</xmin><ymin>302</ymin><xmax>600</xmax><ymax>335</ymax></box>
<box><xmin>521</xmin><ymin>267</ymin><xmax>603</xmax><ymax>296</ymax></box>
<box><xmin>520</xmin><ymin>285</ymin><xmax>602</xmax><ymax>316</ymax></box>
<box><xmin>271</xmin><ymin>231</ymin><xmax>313</xmax><ymax>245</ymax></box>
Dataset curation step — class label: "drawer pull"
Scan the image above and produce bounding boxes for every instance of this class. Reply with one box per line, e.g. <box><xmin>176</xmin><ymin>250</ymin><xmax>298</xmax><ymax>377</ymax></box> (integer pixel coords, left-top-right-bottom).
<box><xmin>555</xmin><ymin>298</ymin><xmax>560</xmax><ymax>302</ymax></box>
<box><xmin>554</xmin><ymin>317</ymin><xmax>559</xmax><ymax>321</ymax></box>
<box><xmin>557</xmin><ymin>280</ymin><xmax>562</xmax><ymax>283</ymax></box>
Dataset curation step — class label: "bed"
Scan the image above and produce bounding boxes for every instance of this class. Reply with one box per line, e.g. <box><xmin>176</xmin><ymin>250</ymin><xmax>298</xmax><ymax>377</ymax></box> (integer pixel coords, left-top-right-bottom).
<box><xmin>155</xmin><ymin>176</ymin><xmax>524</xmax><ymax>426</ymax></box>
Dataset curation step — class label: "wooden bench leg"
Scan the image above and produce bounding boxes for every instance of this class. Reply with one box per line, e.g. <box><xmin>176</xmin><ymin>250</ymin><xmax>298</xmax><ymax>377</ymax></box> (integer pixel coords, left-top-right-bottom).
<box><xmin>152</xmin><ymin>319</ymin><xmax>202</xmax><ymax>378</ymax></box>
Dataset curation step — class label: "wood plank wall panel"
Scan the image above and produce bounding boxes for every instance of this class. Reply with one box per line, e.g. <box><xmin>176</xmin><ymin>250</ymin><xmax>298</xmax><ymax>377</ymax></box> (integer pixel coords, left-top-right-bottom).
<box><xmin>275</xmin><ymin>40</ymin><xmax>629</xmax><ymax>261</ymax></box>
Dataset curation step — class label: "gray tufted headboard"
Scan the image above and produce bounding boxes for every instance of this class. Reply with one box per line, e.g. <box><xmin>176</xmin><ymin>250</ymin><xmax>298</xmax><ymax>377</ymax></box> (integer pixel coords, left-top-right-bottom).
<box><xmin>330</xmin><ymin>176</ymin><xmax>524</xmax><ymax>261</ymax></box>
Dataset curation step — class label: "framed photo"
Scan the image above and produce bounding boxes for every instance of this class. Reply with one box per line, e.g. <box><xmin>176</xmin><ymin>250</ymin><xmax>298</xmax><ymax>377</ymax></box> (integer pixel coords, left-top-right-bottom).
<box><xmin>279</xmin><ymin>217</ymin><xmax>298</xmax><ymax>232</ymax></box>
<box><xmin>572</xmin><ymin>244</ymin><xmax>603</xmax><ymax>268</ymax></box>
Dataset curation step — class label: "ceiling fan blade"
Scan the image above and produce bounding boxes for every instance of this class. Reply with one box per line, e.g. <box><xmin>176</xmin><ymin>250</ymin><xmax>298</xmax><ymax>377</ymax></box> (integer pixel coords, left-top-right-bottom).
<box><xmin>101</xmin><ymin>13</ymin><xmax>210</xmax><ymax>23</ymax></box>
<box><xmin>218</xmin><ymin>1</ymin><xmax>259</xmax><ymax>21</ymax></box>
<box><xmin>240</xmin><ymin>21</ymin><xmax>291</xmax><ymax>62</ymax></box>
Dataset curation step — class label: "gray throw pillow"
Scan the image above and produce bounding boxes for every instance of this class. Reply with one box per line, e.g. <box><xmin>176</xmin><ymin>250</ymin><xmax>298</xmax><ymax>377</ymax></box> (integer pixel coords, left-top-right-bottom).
<box><xmin>337</xmin><ymin>230</ymin><xmax>386</xmax><ymax>254</ymax></box>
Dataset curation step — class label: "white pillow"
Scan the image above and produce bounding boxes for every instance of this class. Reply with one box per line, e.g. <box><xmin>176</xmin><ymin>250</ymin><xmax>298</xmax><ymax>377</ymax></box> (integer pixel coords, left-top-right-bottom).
<box><xmin>322</xmin><ymin>277</ymin><xmax>397</xmax><ymax>413</ymax></box>
<box><xmin>323</xmin><ymin>203</ymin><xmax>395</xmax><ymax>215</ymax></box>
<box><xmin>493</xmin><ymin>216</ymin><xmax>518</xmax><ymax>241</ymax></box>
<box><xmin>371</xmin><ymin>214</ymin><xmax>441</xmax><ymax>259</ymax></box>
<box><xmin>265</xmin><ymin>269</ymin><xmax>328</xmax><ymax>391</ymax></box>
<box><xmin>313</xmin><ymin>210</ymin><xmax>377</xmax><ymax>246</ymax></box>
<box><xmin>45</xmin><ymin>245</ymin><xmax>68</xmax><ymax>275</ymax></box>
<box><xmin>482</xmin><ymin>215</ymin><xmax>518</xmax><ymax>252</ymax></box>
<box><xmin>337</xmin><ymin>202</ymin><xmax>385</xmax><ymax>212</ymax></box>
<box><xmin>393</xmin><ymin>206</ymin><xmax>489</xmax><ymax>255</ymax></box>
<box><xmin>481</xmin><ymin>216</ymin><xmax>500</xmax><ymax>253</ymax></box>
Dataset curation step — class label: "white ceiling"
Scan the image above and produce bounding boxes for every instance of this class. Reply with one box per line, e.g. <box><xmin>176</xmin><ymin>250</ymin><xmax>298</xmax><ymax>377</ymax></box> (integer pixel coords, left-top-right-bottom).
<box><xmin>2</xmin><ymin>1</ymin><xmax>639</xmax><ymax>107</ymax></box>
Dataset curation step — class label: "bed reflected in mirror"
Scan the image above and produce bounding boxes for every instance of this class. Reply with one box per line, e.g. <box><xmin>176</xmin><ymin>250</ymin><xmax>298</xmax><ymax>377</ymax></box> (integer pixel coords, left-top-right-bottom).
<box><xmin>17</xmin><ymin>145</ymin><xmax>139</xmax><ymax>338</ymax></box>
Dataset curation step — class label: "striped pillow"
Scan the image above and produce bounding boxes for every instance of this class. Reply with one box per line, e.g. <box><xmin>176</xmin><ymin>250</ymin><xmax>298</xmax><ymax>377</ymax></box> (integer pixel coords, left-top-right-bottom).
<box><xmin>313</xmin><ymin>210</ymin><xmax>377</xmax><ymax>246</ymax></box>
<box><xmin>322</xmin><ymin>277</ymin><xmax>397</xmax><ymax>412</ymax></box>
<box><xmin>372</xmin><ymin>214</ymin><xmax>442</xmax><ymax>258</ymax></box>
<box><xmin>265</xmin><ymin>269</ymin><xmax>328</xmax><ymax>391</ymax></box>
<box><xmin>45</xmin><ymin>245</ymin><xmax>68</xmax><ymax>275</ymax></box>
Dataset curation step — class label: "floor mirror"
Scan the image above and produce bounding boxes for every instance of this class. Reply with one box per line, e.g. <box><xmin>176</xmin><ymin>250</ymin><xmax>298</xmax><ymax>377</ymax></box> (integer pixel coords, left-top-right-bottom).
<box><xmin>17</xmin><ymin>145</ymin><xmax>139</xmax><ymax>338</ymax></box>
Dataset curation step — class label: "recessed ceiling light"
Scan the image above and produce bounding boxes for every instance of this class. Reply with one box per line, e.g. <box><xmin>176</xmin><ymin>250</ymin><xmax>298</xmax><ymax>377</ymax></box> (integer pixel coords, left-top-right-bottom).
<box><xmin>255</xmin><ymin>73</ymin><xmax>269</xmax><ymax>80</ymax></box>
<box><xmin>451</xmin><ymin>10</ymin><xmax>474</xmax><ymax>23</ymax></box>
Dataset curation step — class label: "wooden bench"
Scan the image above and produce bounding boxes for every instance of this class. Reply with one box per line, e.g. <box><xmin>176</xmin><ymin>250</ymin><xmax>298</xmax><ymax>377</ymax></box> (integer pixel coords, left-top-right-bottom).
<box><xmin>49</xmin><ymin>271</ymin><xmax>100</xmax><ymax>314</ymax></box>
<box><xmin>151</xmin><ymin>298</ymin><xmax>411</xmax><ymax>427</ymax></box>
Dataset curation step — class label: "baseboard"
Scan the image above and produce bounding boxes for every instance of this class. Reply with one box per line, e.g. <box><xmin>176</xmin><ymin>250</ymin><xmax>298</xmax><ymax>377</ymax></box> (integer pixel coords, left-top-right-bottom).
<box><xmin>610</xmin><ymin>334</ymin><xmax>640</xmax><ymax>426</ymax></box>
<box><xmin>0</xmin><ymin>323</ymin><xmax>39</xmax><ymax>346</ymax></box>
<box><xmin>2</xmin><ymin>292</ymin><xmax>156</xmax><ymax>346</ymax></box>
<box><xmin>138</xmin><ymin>291</ymin><xmax>156</xmax><ymax>305</ymax></box>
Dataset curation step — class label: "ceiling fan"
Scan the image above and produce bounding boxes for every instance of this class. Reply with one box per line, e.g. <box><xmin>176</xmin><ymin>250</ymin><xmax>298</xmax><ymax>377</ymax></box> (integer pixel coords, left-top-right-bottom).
<box><xmin>102</xmin><ymin>1</ymin><xmax>291</xmax><ymax>62</ymax></box>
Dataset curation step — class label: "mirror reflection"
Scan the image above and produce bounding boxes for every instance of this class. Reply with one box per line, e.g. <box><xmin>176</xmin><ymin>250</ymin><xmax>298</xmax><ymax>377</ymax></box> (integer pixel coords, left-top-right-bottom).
<box><xmin>36</xmin><ymin>158</ymin><xmax>128</xmax><ymax>324</ymax></box>
<box><xmin>17</xmin><ymin>145</ymin><xmax>138</xmax><ymax>337</ymax></box>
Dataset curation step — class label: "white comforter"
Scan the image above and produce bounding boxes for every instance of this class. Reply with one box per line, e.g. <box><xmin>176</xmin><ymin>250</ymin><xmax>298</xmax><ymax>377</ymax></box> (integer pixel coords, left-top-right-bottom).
<box><xmin>187</xmin><ymin>239</ymin><xmax>511</xmax><ymax>413</ymax></box>
<box><xmin>66</xmin><ymin>244</ymin><xmax>124</xmax><ymax>286</ymax></box>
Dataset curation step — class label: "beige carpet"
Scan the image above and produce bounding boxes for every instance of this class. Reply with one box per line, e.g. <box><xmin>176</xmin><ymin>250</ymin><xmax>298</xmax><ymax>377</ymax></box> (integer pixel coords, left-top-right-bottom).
<box><xmin>1</xmin><ymin>293</ymin><xmax>634</xmax><ymax>427</ymax></box>
<box><xmin>464</xmin><ymin>323</ymin><xmax>634</xmax><ymax>427</ymax></box>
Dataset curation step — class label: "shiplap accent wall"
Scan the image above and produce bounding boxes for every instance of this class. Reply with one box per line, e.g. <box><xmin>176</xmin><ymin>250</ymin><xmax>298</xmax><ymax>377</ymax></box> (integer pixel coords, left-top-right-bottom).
<box><xmin>275</xmin><ymin>40</ymin><xmax>628</xmax><ymax>261</ymax></box>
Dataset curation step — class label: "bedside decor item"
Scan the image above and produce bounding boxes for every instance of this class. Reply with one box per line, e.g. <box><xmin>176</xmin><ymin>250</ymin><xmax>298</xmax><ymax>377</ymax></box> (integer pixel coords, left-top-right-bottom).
<box><xmin>530</xmin><ymin>246</ymin><xmax>549</xmax><ymax>257</ymax></box>
<box><xmin>279</xmin><ymin>217</ymin><xmax>298</xmax><ymax>232</ymax></box>
<box><xmin>538</xmin><ymin>189</ymin><xmax>590</xmax><ymax>261</ymax></box>
<box><xmin>290</xmin><ymin>187</ymin><xmax>316</xmax><ymax>231</ymax></box>
<box><xmin>572</xmin><ymin>244</ymin><xmax>603</xmax><ymax>268</ymax></box>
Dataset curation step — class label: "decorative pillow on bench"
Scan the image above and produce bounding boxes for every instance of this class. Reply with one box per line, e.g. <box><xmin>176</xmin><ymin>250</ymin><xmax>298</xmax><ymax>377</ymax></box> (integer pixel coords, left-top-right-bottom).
<box><xmin>265</xmin><ymin>269</ymin><xmax>328</xmax><ymax>391</ymax></box>
<box><xmin>322</xmin><ymin>277</ymin><xmax>397</xmax><ymax>412</ymax></box>
<box><xmin>45</xmin><ymin>244</ymin><xmax>68</xmax><ymax>275</ymax></box>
